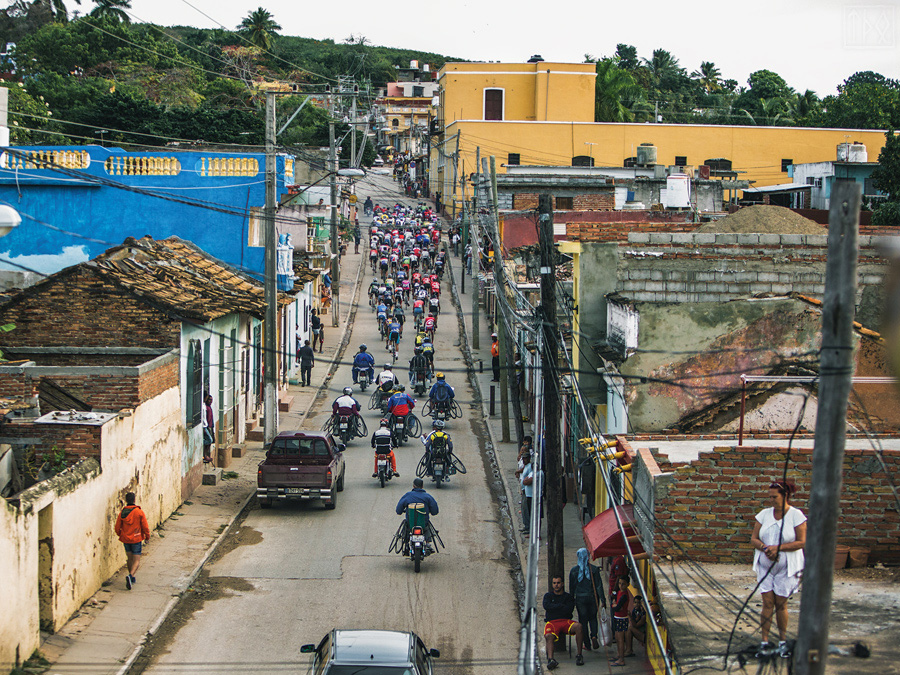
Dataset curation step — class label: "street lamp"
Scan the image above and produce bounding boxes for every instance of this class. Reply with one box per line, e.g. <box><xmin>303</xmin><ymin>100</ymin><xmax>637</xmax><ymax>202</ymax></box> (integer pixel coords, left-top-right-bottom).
<box><xmin>0</xmin><ymin>204</ymin><xmax>21</xmax><ymax>237</ymax></box>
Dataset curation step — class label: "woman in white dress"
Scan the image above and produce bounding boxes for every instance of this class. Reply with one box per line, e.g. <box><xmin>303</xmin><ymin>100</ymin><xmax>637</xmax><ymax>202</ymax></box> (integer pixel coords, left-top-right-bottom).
<box><xmin>750</xmin><ymin>480</ymin><xmax>807</xmax><ymax>654</ymax></box>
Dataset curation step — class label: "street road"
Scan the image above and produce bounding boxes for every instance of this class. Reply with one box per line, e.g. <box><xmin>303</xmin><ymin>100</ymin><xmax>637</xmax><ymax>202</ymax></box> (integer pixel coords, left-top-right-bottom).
<box><xmin>134</xmin><ymin>174</ymin><xmax>522</xmax><ymax>674</ymax></box>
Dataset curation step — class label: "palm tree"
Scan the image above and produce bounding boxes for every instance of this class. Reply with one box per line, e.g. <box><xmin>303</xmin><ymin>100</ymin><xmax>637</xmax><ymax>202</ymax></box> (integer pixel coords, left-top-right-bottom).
<box><xmin>692</xmin><ymin>61</ymin><xmax>722</xmax><ymax>93</ymax></box>
<box><xmin>35</xmin><ymin>0</ymin><xmax>80</xmax><ymax>22</ymax></box>
<box><xmin>238</xmin><ymin>7</ymin><xmax>281</xmax><ymax>51</ymax></box>
<box><xmin>740</xmin><ymin>97</ymin><xmax>792</xmax><ymax>126</ymax></box>
<box><xmin>90</xmin><ymin>0</ymin><xmax>131</xmax><ymax>23</ymax></box>
<box><xmin>642</xmin><ymin>49</ymin><xmax>684</xmax><ymax>89</ymax></box>
<box><xmin>788</xmin><ymin>89</ymin><xmax>821</xmax><ymax>123</ymax></box>
<box><xmin>594</xmin><ymin>59</ymin><xmax>643</xmax><ymax>122</ymax></box>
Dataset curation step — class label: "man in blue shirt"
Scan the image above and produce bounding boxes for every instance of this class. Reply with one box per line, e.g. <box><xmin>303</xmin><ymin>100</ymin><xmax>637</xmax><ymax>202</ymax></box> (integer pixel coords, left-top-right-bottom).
<box><xmin>428</xmin><ymin>372</ymin><xmax>454</xmax><ymax>410</ymax></box>
<box><xmin>396</xmin><ymin>478</ymin><xmax>439</xmax><ymax>523</ymax></box>
<box><xmin>352</xmin><ymin>344</ymin><xmax>375</xmax><ymax>384</ymax></box>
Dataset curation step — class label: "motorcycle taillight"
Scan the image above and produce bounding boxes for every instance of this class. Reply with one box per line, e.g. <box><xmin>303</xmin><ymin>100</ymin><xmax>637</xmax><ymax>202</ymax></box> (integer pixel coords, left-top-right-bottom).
<box><xmin>412</xmin><ymin>527</ymin><xmax>423</xmax><ymax>535</ymax></box>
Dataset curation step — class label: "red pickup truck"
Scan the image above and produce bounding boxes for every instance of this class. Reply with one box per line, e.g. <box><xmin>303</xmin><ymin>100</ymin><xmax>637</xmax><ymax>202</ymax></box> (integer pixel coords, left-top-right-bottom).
<box><xmin>257</xmin><ymin>431</ymin><xmax>346</xmax><ymax>510</ymax></box>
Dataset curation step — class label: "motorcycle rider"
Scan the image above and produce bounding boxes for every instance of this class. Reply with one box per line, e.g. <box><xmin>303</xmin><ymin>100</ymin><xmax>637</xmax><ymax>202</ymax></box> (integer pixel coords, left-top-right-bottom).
<box><xmin>428</xmin><ymin>372</ymin><xmax>455</xmax><ymax>413</ymax></box>
<box><xmin>395</xmin><ymin>477</ymin><xmax>439</xmax><ymax>545</ymax></box>
<box><xmin>352</xmin><ymin>344</ymin><xmax>376</xmax><ymax>384</ymax></box>
<box><xmin>387</xmin><ymin>384</ymin><xmax>415</xmax><ymax>433</ymax></box>
<box><xmin>423</xmin><ymin>419</ymin><xmax>453</xmax><ymax>460</ymax></box>
<box><xmin>332</xmin><ymin>387</ymin><xmax>362</xmax><ymax>437</ymax></box>
<box><xmin>372</xmin><ymin>418</ymin><xmax>399</xmax><ymax>477</ymax></box>
<box><xmin>409</xmin><ymin>346</ymin><xmax>431</xmax><ymax>386</ymax></box>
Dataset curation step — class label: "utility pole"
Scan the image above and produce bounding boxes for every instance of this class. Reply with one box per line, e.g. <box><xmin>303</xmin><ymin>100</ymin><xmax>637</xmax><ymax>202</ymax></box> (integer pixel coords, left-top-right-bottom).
<box><xmin>350</xmin><ymin>87</ymin><xmax>357</xmax><ymax>168</ymax></box>
<box><xmin>329</xmin><ymin>116</ymin><xmax>340</xmax><ymax>328</ymax></box>
<box><xmin>460</xmin><ymin>163</ymin><xmax>467</xmax><ymax>295</ymax></box>
<box><xmin>539</xmin><ymin>193</ymin><xmax>564</xmax><ymax>585</ymax></box>
<box><xmin>795</xmin><ymin>181</ymin><xmax>861</xmax><ymax>675</ymax></box>
<box><xmin>263</xmin><ymin>90</ymin><xmax>278</xmax><ymax>444</ymax></box>
<box><xmin>486</xmin><ymin>156</ymin><xmax>511</xmax><ymax>443</ymax></box>
<box><xmin>472</xmin><ymin>148</ymin><xmax>481</xmax><ymax>351</ymax></box>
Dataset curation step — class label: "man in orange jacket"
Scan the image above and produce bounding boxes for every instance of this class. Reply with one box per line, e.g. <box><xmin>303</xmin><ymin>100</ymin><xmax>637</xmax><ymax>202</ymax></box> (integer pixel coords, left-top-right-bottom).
<box><xmin>114</xmin><ymin>492</ymin><xmax>150</xmax><ymax>590</ymax></box>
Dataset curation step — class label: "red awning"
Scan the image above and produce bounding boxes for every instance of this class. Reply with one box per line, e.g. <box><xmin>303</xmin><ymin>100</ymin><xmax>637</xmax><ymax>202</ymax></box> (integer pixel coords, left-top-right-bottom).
<box><xmin>582</xmin><ymin>503</ymin><xmax>645</xmax><ymax>560</ymax></box>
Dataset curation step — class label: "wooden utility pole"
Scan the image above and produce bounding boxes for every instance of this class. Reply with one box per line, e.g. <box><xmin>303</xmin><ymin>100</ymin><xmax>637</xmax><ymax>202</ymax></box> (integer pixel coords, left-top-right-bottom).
<box><xmin>538</xmin><ymin>193</ymin><xmax>564</xmax><ymax>585</ymax></box>
<box><xmin>486</xmin><ymin>157</ymin><xmax>510</xmax><ymax>443</ymax></box>
<box><xmin>263</xmin><ymin>90</ymin><xmax>278</xmax><ymax>444</ymax></box>
<box><xmin>795</xmin><ymin>181</ymin><xmax>861</xmax><ymax>674</ymax></box>
<box><xmin>472</xmin><ymin>147</ymin><xmax>481</xmax><ymax>351</ymax></box>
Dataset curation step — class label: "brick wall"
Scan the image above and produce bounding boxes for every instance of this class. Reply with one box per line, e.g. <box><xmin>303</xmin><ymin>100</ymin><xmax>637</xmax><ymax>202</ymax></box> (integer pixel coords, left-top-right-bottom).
<box><xmin>44</xmin><ymin>375</ymin><xmax>140</xmax><ymax>409</ymax></box>
<box><xmin>138</xmin><ymin>357</ymin><xmax>179</xmax><ymax>404</ymax></box>
<box><xmin>0</xmin><ymin>369</ymin><xmax>37</xmax><ymax>399</ymax></box>
<box><xmin>652</xmin><ymin>445</ymin><xmax>900</xmax><ymax>564</ymax></box>
<box><xmin>4</xmin><ymin>422</ymin><xmax>103</xmax><ymax>464</ymax></box>
<box><xmin>0</xmin><ymin>267</ymin><xmax>181</xmax><ymax>348</ymax></box>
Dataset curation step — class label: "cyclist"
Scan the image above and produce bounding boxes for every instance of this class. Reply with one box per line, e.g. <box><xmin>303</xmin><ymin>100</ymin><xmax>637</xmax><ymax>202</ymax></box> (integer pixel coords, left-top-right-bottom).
<box><xmin>387</xmin><ymin>317</ymin><xmax>402</xmax><ymax>354</ymax></box>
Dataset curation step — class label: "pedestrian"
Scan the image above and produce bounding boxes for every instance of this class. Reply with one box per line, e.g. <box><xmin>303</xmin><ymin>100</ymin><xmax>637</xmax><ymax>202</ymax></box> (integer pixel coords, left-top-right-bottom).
<box><xmin>354</xmin><ymin>224</ymin><xmax>361</xmax><ymax>254</ymax></box>
<box><xmin>518</xmin><ymin>451</ymin><xmax>536</xmax><ymax>536</ymax></box>
<box><xmin>115</xmin><ymin>491</ymin><xmax>150</xmax><ymax>590</ymax></box>
<box><xmin>298</xmin><ymin>339</ymin><xmax>315</xmax><ymax>386</ymax></box>
<box><xmin>569</xmin><ymin>547</ymin><xmax>605</xmax><ymax>651</ymax></box>
<box><xmin>202</xmin><ymin>393</ymin><xmax>215</xmax><ymax>465</ymax></box>
<box><xmin>751</xmin><ymin>479</ymin><xmax>806</xmax><ymax>656</ymax></box>
<box><xmin>610</xmin><ymin>574</ymin><xmax>632</xmax><ymax>667</ymax></box>
<box><xmin>624</xmin><ymin>594</ymin><xmax>647</xmax><ymax>657</ymax></box>
<box><xmin>543</xmin><ymin>576</ymin><xmax>585</xmax><ymax>669</ymax></box>
<box><xmin>310</xmin><ymin>309</ymin><xmax>324</xmax><ymax>352</ymax></box>
<box><xmin>464</xmin><ymin>243</ymin><xmax>473</xmax><ymax>275</ymax></box>
<box><xmin>490</xmin><ymin>333</ymin><xmax>500</xmax><ymax>381</ymax></box>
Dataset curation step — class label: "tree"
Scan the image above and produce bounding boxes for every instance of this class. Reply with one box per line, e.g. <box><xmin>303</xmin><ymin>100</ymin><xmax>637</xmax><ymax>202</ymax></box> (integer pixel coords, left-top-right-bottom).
<box><xmin>594</xmin><ymin>58</ymin><xmax>642</xmax><ymax>122</ymax></box>
<box><xmin>614</xmin><ymin>43</ymin><xmax>639</xmax><ymax>71</ymax></box>
<box><xmin>90</xmin><ymin>0</ymin><xmax>131</xmax><ymax>23</ymax></box>
<box><xmin>871</xmin><ymin>129</ymin><xmax>900</xmax><ymax>200</ymax></box>
<box><xmin>41</xmin><ymin>0</ymin><xmax>81</xmax><ymax>23</ymax></box>
<box><xmin>819</xmin><ymin>72</ymin><xmax>900</xmax><ymax>129</ymax></box>
<box><xmin>692</xmin><ymin>61</ymin><xmax>721</xmax><ymax>93</ymax></box>
<box><xmin>735</xmin><ymin>69</ymin><xmax>793</xmax><ymax>120</ymax></box>
<box><xmin>238</xmin><ymin>7</ymin><xmax>280</xmax><ymax>51</ymax></box>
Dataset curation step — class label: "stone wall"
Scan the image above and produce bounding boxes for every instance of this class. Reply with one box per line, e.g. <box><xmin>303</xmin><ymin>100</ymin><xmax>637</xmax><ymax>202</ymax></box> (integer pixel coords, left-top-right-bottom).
<box><xmin>651</xmin><ymin>445</ymin><xmax>900</xmax><ymax>564</ymax></box>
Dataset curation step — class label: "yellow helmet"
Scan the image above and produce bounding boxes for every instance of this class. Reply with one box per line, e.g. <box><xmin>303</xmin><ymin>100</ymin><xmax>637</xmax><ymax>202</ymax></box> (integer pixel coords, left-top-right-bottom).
<box><xmin>436</xmin><ymin>372</ymin><xmax>444</xmax><ymax>379</ymax></box>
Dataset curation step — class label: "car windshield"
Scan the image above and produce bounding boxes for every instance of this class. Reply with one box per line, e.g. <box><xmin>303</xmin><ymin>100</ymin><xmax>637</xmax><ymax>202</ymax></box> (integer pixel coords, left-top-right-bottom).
<box><xmin>325</xmin><ymin>668</ymin><xmax>415</xmax><ymax>675</ymax></box>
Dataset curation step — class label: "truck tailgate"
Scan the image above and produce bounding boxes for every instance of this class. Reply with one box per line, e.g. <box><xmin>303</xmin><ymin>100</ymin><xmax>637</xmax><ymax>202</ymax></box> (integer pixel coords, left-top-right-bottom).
<box><xmin>259</xmin><ymin>463</ymin><xmax>329</xmax><ymax>488</ymax></box>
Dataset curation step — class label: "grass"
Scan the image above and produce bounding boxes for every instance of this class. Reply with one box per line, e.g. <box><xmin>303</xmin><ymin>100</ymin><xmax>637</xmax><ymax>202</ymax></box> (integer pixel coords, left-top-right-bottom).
<box><xmin>222</xmin><ymin>471</ymin><xmax>239</xmax><ymax>480</ymax></box>
<box><xmin>11</xmin><ymin>650</ymin><xmax>50</xmax><ymax>675</ymax></box>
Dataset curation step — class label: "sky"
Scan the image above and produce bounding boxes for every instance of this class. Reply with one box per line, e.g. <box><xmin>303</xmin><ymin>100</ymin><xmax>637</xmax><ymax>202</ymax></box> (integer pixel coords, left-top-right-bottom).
<box><xmin>124</xmin><ymin>0</ymin><xmax>899</xmax><ymax>97</ymax></box>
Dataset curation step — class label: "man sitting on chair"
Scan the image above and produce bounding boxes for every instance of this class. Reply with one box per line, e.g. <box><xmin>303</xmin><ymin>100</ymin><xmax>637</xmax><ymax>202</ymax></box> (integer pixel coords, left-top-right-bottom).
<box><xmin>543</xmin><ymin>576</ymin><xmax>585</xmax><ymax>669</ymax></box>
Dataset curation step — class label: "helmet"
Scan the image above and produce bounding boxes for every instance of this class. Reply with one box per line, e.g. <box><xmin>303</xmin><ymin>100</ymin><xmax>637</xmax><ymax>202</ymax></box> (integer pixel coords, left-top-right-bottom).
<box><xmin>397</xmin><ymin>384</ymin><xmax>406</xmax><ymax>392</ymax></box>
<box><xmin>359</xmin><ymin>344</ymin><xmax>367</xmax><ymax>351</ymax></box>
<box><xmin>414</xmin><ymin>346</ymin><xmax>423</xmax><ymax>354</ymax></box>
<box><xmin>436</xmin><ymin>372</ymin><xmax>445</xmax><ymax>380</ymax></box>
<box><xmin>384</xmin><ymin>363</ymin><xmax>392</xmax><ymax>370</ymax></box>
<box><xmin>343</xmin><ymin>387</ymin><xmax>352</xmax><ymax>396</ymax></box>
<box><xmin>432</xmin><ymin>419</ymin><xmax>445</xmax><ymax>429</ymax></box>
<box><xmin>380</xmin><ymin>418</ymin><xmax>389</xmax><ymax>427</ymax></box>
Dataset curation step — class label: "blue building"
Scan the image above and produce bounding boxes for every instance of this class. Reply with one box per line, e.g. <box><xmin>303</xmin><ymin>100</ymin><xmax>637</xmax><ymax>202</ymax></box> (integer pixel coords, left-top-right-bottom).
<box><xmin>0</xmin><ymin>145</ymin><xmax>296</xmax><ymax>283</ymax></box>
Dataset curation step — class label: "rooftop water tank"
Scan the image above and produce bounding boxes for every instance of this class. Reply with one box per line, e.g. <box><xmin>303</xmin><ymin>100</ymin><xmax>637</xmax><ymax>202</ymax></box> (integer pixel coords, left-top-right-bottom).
<box><xmin>665</xmin><ymin>174</ymin><xmax>691</xmax><ymax>208</ymax></box>
<box><xmin>636</xmin><ymin>143</ymin><xmax>657</xmax><ymax>166</ymax></box>
<box><xmin>836</xmin><ymin>142</ymin><xmax>867</xmax><ymax>162</ymax></box>
<box><xmin>527</xmin><ymin>55</ymin><xmax>545</xmax><ymax>63</ymax></box>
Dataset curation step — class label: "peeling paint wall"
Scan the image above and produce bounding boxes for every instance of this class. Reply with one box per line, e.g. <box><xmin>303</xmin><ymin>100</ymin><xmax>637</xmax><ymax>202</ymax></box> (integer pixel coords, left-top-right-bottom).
<box><xmin>0</xmin><ymin>385</ymin><xmax>182</xmax><ymax>671</ymax></box>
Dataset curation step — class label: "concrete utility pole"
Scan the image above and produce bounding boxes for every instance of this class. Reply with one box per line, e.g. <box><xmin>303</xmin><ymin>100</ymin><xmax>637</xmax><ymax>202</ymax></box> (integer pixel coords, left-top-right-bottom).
<box><xmin>472</xmin><ymin>147</ymin><xmax>481</xmax><ymax>351</ymax></box>
<box><xmin>263</xmin><ymin>90</ymin><xmax>279</xmax><ymax>444</ymax></box>
<box><xmin>329</xmin><ymin>117</ymin><xmax>340</xmax><ymax>328</ymax></box>
<box><xmin>795</xmin><ymin>181</ymin><xmax>861</xmax><ymax>675</ymax></box>
<box><xmin>486</xmin><ymin>156</ymin><xmax>511</xmax><ymax>443</ymax></box>
<box><xmin>460</xmin><ymin>163</ymin><xmax>467</xmax><ymax>295</ymax></box>
<box><xmin>538</xmin><ymin>193</ymin><xmax>564</xmax><ymax>585</ymax></box>
<box><xmin>350</xmin><ymin>89</ymin><xmax>357</xmax><ymax>168</ymax></box>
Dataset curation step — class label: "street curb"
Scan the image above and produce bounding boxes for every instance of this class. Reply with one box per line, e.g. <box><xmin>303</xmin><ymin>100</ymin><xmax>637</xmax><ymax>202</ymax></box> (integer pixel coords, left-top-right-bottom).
<box><xmin>446</xmin><ymin>252</ymin><xmax>528</xmax><ymax>605</ymax></box>
<box><xmin>115</xmin><ymin>249</ymin><xmax>367</xmax><ymax>675</ymax></box>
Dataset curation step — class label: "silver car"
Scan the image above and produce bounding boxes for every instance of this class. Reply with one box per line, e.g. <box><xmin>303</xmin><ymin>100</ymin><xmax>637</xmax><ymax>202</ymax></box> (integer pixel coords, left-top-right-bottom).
<box><xmin>301</xmin><ymin>629</ymin><xmax>440</xmax><ymax>674</ymax></box>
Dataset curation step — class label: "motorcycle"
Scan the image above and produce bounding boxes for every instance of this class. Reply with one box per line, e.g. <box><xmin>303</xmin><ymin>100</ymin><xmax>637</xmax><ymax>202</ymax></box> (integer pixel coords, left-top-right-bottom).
<box><xmin>413</xmin><ymin>371</ymin><xmax>428</xmax><ymax>396</ymax></box>
<box><xmin>391</xmin><ymin>416</ymin><xmax>408</xmax><ymax>447</ymax></box>
<box><xmin>356</xmin><ymin>367</ymin><xmax>371</xmax><ymax>392</ymax></box>
<box><xmin>336</xmin><ymin>415</ymin><xmax>354</xmax><ymax>444</ymax></box>
<box><xmin>375</xmin><ymin>452</ymin><xmax>394</xmax><ymax>488</ymax></box>
<box><xmin>416</xmin><ymin>443</ymin><xmax>467</xmax><ymax>488</ymax></box>
<box><xmin>389</xmin><ymin>505</ymin><xmax>444</xmax><ymax>573</ymax></box>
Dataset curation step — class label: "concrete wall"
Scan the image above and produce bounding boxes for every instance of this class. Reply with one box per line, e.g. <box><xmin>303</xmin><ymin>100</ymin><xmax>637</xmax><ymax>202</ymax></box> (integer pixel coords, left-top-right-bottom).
<box><xmin>0</xmin><ymin>383</ymin><xmax>183</xmax><ymax>672</ymax></box>
<box><xmin>651</xmin><ymin>445</ymin><xmax>900</xmax><ymax>564</ymax></box>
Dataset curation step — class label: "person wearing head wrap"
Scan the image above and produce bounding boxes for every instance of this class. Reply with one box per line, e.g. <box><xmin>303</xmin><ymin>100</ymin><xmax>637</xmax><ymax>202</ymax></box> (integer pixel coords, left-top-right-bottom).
<box><xmin>568</xmin><ymin>547</ymin><xmax>606</xmax><ymax>651</ymax></box>
<box><xmin>750</xmin><ymin>479</ymin><xmax>807</xmax><ymax>657</ymax></box>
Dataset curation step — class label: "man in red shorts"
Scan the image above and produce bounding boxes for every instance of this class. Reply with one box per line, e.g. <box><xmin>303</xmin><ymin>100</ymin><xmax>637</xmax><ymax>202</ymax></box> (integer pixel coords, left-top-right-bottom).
<box><xmin>543</xmin><ymin>575</ymin><xmax>585</xmax><ymax>669</ymax></box>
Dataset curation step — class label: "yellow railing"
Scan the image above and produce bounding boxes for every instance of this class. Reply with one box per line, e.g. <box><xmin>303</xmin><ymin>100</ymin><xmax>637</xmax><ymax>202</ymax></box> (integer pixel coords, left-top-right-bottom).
<box><xmin>200</xmin><ymin>157</ymin><xmax>259</xmax><ymax>177</ymax></box>
<box><xmin>2</xmin><ymin>149</ymin><xmax>90</xmax><ymax>170</ymax></box>
<box><xmin>105</xmin><ymin>156</ymin><xmax>181</xmax><ymax>176</ymax></box>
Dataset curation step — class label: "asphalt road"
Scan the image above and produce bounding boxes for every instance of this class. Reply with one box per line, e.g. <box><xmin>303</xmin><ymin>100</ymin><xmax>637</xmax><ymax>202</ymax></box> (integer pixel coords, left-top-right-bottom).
<box><xmin>135</xmin><ymin>174</ymin><xmax>522</xmax><ymax>674</ymax></box>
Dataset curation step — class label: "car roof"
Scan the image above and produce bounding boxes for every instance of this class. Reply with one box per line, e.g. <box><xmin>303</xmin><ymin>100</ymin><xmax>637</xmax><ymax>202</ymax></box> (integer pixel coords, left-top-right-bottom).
<box><xmin>331</xmin><ymin>629</ymin><xmax>413</xmax><ymax>665</ymax></box>
<box><xmin>274</xmin><ymin>430</ymin><xmax>329</xmax><ymax>440</ymax></box>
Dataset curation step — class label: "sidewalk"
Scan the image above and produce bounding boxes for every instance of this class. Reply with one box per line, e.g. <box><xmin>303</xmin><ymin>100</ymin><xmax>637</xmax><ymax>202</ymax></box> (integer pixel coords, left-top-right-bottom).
<box><xmin>446</xmin><ymin>245</ymin><xmax>653</xmax><ymax>674</ymax></box>
<box><xmin>39</xmin><ymin>245</ymin><xmax>366</xmax><ymax>675</ymax></box>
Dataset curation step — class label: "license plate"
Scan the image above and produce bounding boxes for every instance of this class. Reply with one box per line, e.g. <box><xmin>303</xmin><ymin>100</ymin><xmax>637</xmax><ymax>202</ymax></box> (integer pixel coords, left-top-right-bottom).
<box><xmin>377</xmin><ymin>459</ymin><xmax>388</xmax><ymax>467</ymax></box>
<box><xmin>410</xmin><ymin>535</ymin><xmax>425</xmax><ymax>543</ymax></box>
<box><xmin>395</xmin><ymin>424</ymin><xmax>404</xmax><ymax>431</ymax></box>
<box><xmin>339</xmin><ymin>424</ymin><xmax>348</xmax><ymax>430</ymax></box>
<box><xmin>286</xmin><ymin>487</ymin><xmax>302</xmax><ymax>495</ymax></box>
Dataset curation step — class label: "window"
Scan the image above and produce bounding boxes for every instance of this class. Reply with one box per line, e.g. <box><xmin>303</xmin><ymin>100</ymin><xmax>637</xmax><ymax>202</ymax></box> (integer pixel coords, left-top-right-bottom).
<box><xmin>781</xmin><ymin>158</ymin><xmax>793</xmax><ymax>172</ymax></box>
<box><xmin>674</xmin><ymin>155</ymin><xmax>687</xmax><ymax>167</ymax></box>
<box><xmin>484</xmin><ymin>89</ymin><xmax>503</xmax><ymax>121</ymax></box>
<box><xmin>556</xmin><ymin>196</ymin><xmax>574</xmax><ymax>209</ymax></box>
<box><xmin>507</xmin><ymin>153</ymin><xmax>521</xmax><ymax>166</ymax></box>
<box><xmin>412</xmin><ymin>85</ymin><xmax>424</xmax><ymax>97</ymax></box>
<box><xmin>571</xmin><ymin>155</ymin><xmax>594</xmax><ymax>167</ymax></box>
<box><xmin>391</xmin><ymin>118</ymin><xmax>399</xmax><ymax>128</ymax></box>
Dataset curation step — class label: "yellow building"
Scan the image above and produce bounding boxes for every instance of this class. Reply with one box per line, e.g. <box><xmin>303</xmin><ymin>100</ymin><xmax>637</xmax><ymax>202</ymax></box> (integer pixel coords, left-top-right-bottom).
<box><xmin>430</xmin><ymin>60</ymin><xmax>891</xmax><ymax>210</ymax></box>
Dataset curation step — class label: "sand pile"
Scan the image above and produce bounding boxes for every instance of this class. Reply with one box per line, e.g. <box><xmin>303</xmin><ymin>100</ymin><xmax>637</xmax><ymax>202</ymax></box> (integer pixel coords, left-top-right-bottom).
<box><xmin>696</xmin><ymin>205</ymin><xmax>826</xmax><ymax>234</ymax></box>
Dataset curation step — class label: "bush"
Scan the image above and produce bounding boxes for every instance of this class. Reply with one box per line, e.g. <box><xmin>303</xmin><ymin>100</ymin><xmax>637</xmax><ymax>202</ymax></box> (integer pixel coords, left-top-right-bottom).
<box><xmin>871</xmin><ymin>201</ymin><xmax>900</xmax><ymax>228</ymax></box>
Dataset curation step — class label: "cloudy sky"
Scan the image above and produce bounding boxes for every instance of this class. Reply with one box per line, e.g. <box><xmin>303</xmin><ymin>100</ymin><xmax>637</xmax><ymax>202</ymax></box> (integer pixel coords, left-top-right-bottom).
<box><xmin>126</xmin><ymin>0</ymin><xmax>898</xmax><ymax>97</ymax></box>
